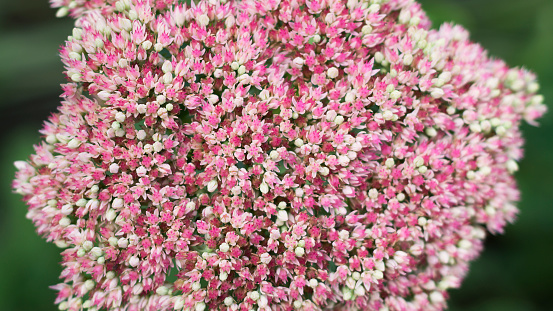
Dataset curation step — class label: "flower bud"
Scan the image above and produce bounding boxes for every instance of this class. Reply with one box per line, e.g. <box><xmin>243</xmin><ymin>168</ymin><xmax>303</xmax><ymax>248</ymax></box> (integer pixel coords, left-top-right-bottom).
<box><xmin>327</xmin><ymin>67</ymin><xmax>339</xmax><ymax>79</ymax></box>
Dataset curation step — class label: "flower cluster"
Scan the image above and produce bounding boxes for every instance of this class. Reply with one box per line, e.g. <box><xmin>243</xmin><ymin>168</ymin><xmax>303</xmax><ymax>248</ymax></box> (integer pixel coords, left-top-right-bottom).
<box><xmin>14</xmin><ymin>0</ymin><xmax>545</xmax><ymax>310</ymax></box>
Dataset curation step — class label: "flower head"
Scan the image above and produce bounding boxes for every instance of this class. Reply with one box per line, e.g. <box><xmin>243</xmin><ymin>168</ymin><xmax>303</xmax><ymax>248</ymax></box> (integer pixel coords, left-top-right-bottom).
<box><xmin>14</xmin><ymin>0</ymin><xmax>545</xmax><ymax>310</ymax></box>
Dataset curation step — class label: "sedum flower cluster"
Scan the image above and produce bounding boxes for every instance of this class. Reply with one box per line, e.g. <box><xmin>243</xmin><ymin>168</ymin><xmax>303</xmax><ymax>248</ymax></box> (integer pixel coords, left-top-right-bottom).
<box><xmin>14</xmin><ymin>0</ymin><xmax>545</xmax><ymax>310</ymax></box>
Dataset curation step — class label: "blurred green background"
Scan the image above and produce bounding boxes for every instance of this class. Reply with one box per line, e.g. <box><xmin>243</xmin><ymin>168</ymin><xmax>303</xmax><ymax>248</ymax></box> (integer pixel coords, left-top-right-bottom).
<box><xmin>0</xmin><ymin>0</ymin><xmax>551</xmax><ymax>310</ymax></box>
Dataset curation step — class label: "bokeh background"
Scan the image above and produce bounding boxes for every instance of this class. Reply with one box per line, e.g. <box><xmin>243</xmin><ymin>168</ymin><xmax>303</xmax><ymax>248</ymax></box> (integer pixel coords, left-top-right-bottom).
<box><xmin>0</xmin><ymin>0</ymin><xmax>551</xmax><ymax>310</ymax></box>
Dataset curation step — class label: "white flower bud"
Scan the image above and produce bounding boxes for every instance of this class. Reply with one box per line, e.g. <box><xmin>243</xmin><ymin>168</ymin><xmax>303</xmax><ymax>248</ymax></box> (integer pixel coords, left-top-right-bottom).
<box><xmin>82</xmin><ymin>240</ymin><xmax>93</xmax><ymax>251</ymax></box>
<box><xmin>197</xmin><ymin>14</ymin><xmax>210</xmax><ymax>27</ymax></box>
<box><xmin>137</xmin><ymin>104</ymin><xmax>147</xmax><ymax>114</ymax></box>
<box><xmin>56</xmin><ymin>7</ymin><xmax>69</xmax><ymax>18</ymax></box>
<box><xmin>334</xmin><ymin>115</ymin><xmax>345</xmax><ymax>125</ymax></box>
<box><xmin>249</xmin><ymin>291</ymin><xmax>260</xmax><ymax>301</ymax></box>
<box><xmin>237</xmin><ymin>65</ymin><xmax>246</xmax><ymax>75</ymax></box>
<box><xmin>355</xmin><ymin>285</ymin><xmax>365</xmax><ymax>296</ymax></box>
<box><xmin>368</xmin><ymin>188</ymin><xmax>378</xmax><ymax>199</ymax></box>
<box><xmin>390</xmin><ymin>90</ymin><xmax>401</xmax><ymax>99</ymax></box>
<box><xmin>224</xmin><ymin>297</ymin><xmax>234</xmax><ymax>306</ymax></box>
<box><xmin>118</xmin><ymin>58</ymin><xmax>128</xmax><ymax>68</ymax></box>
<box><xmin>90</xmin><ymin>247</ymin><xmax>102</xmax><ymax>259</ymax></box>
<box><xmin>153</xmin><ymin>141</ymin><xmax>163</xmax><ymax>152</ymax></box>
<box><xmin>506</xmin><ymin>159</ymin><xmax>518</xmax><ymax>173</ymax></box>
<box><xmin>469</xmin><ymin>122</ymin><xmax>482</xmax><ymax>133</ymax></box>
<box><xmin>368</xmin><ymin>3</ymin><xmax>380</xmax><ymax>13</ymax></box>
<box><xmin>430</xmin><ymin>291</ymin><xmax>444</xmax><ymax>303</ymax></box>
<box><xmin>431</xmin><ymin>88</ymin><xmax>444</xmax><ymax>98</ymax></box>
<box><xmin>325</xmin><ymin>13</ymin><xmax>336</xmax><ymax>24</ymax></box>
<box><xmin>361</xmin><ymin>24</ymin><xmax>373</xmax><ymax>35</ymax></box>
<box><xmin>174</xmin><ymin>298</ymin><xmax>185</xmax><ymax>310</ymax></box>
<box><xmin>403</xmin><ymin>53</ymin><xmax>413</xmax><ymax>66</ymax></box>
<box><xmin>479</xmin><ymin>166</ymin><xmax>491</xmax><ymax>176</ymax></box>
<box><xmin>115</xmin><ymin>1</ymin><xmax>126</xmax><ymax>12</ymax></box>
<box><xmin>397</xmin><ymin>193</ymin><xmax>405</xmax><ymax>202</ymax></box>
<box><xmin>117</xmin><ymin>238</ymin><xmax>129</xmax><ymax>248</ymax></box>
<box><xmin>425</xmin><ymin>127</ymin><xmax>437</xmax><ymax>137</ymax></box>
<box><xmin>59</xmin><ymin>204</ymin><xmax>72</xmax><ymax>216</ymax></box>
<box><xmin>382</xmin><ymin>110</ymin><xmax>394</xmax><ymax>120</ymax></box>
<box><xmin>59</xmin><ymin>217</ymin><xmax>71</xmax><ymax>227</ymax></box>
<box><xmin>327</xmin><ymin>67</ymin><xmax>339</xmax><ymax>79</ymax></box>
<box><xmin>338</xmin><ymin>155</ymin><xmax>350</xmax><ymax>166</ymax></box>
<box><xmin>342</xmin><ymin>287</ymin><xmax>353</xmax><ymax>300</ymax></box>
<box><xmin>84</xmin><ymin>280</ymin><xmax>95</xmax><ymax>291</ymax></box>
<box><xmin>207</xmin><ymin>179</ymin><xmax>218</xmax><ymax>192</ymax></box>
<box><xmin>495</xmin><ymin>125</ymin><xmax>507</xmax><ymax>136</ymax></box>
<box><xmin>326</xmin><ymin>110</ymin><xmax>337</xmax><ymax>122</ymax></box>
<box><xmin>106</xmin><ymin>209</ymin><xmax>117</xmax><ymax>221</ymax></box>
<box><xmin>156</xmin><ymin>286</ymin><xmax>168</xmax><ymax>295</ymax></box>
<box><xmin>109</xmin><ymin>163</ymin><xmax>120</xmax><ymax>174</ymax></box>
<box><xmin>225</xmin><ymin>15</ymin><xmax>235</xmax><ymax>28</ymax></box>
<box><xmin>120</xmin><ymin>18</ymin><xmax>132</xmax><ymax>32</ymax></box>
<box><xmin>71</xmin><ymin>73</ymin><xmax>83</xmax><ymax>82</ymax></box>
<box><xmin>459</xmin><ymin>239</ymin><xmax>472</xmax><ymax>249</ymax></box>
<box><xmin>67</xmin><ymin>138</ymin><xmax>82</xmax><ymax>149</ymax></box>
<box><xmin>212</xmin><ymin>68</ymin><xmax>223</xmax><ymax>78</ymax></box>
<box><xmin>339</xmin><ymin>230</ymin><xmax>349</xmax><ymax>240</ymax></box>
<box><xmin>293</xmin><ymin>57</ymin><xmax>304</xmax><ymax>66</ymax></box>
<box><xmin>295</xmin><ymin>246</ymin><xmax>305</xmax><ymax>257</ymax></box>
<box><xmin>114</xmin><ymin>112</ymin><xmax>126</xmax><ymax>123</ymax></box>
<box><xmin>162</xmin><ymin>61</ymin><xmax>173</xmax><ymax>74</ymax></box>
<box><xmin>260</xmin><ymin>182</ymin><xmax>269</xmax><ymax>194</ymax></box>
<box><xmin>137</xmin><ymin>130</ymin><xmax>147</xmax><ymax>140</ymax></box>
<box><xmin>294</xmin><ymin>138</ymin><xmax>304</xmax><ymax>147</ymax></box>
<box><xmin>374</xmin><ymin>51</ymin><xmax>384</xmax><ymax>63</ymax></box>
<box><xmin>277</xmin><ymin>210</ymin><xmax>288</xmax><ymax>222</ymax></box>
<box><xmin>385</xmin><ymin>158</ymin><xmax>395</xmax><ymax>168</ymax></box>
<box><xmin>191</xmin><ymin>282</ymin><xmax>201</xmax><ymax>291</ymax></box>
<box><xmin>142</xmin><ymin>40</ymin><xmax>152</xmax><ymax>50</ymax></box>
<box><xmin>163</xmin><ymin>72</ymin><xmax>173</xmax><ymax>84</ymax></box>
<box><xmin>258</xmin><ymin>295</ymin><xmax>268</xmax><ymax>308</ymax></box>
<box><xmin>413</xmin><ymin>156</ymin><xmax>424</xmax><ymax>167</ymax></box>
<box><xmin>220</xmin><ymin>242</ymin><xmax>230</xmax><ymax>253</ymax></box>
<box><xmin>129</xmin><ymin>256</ymin><xmax>139</xmax><ymax>267</ymax></box>
<box><xmin>128</xmin><ymin>9</ymin><xmax>138</xmax><ymax>20</ymax></box>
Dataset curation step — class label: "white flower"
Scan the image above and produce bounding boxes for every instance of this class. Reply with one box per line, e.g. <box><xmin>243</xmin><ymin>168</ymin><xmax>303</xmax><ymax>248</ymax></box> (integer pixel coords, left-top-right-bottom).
<box><xmin>197</xmin><ymin>14</ymin><xmax>209</xmax><ymax>27</ymax></box>
<box><xmin>207</xmin><ymin>179</ymin><xmax>218</xmax><ymax>192</ymax></box>
<box><xmin>220</xmin><ymin>242</ymin><xmax>230</xmax><ymax>253</ymax></box>
<box><xmin>295</xmin><ymin>247</ymin><xmax>305</xmax><ymax>257</ymax></box>
<box><xmin>327</xmin><ymin>67</ymin><xmax>339</xmax><ymax>79</ymax></box>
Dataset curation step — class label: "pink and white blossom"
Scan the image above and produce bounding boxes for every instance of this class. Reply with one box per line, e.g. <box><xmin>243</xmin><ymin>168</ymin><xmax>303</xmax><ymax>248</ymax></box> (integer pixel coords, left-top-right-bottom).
<box><xmin>14</xmin><ymin>0</ymin><xmax>545</xmax><ymax>310</ymax></box>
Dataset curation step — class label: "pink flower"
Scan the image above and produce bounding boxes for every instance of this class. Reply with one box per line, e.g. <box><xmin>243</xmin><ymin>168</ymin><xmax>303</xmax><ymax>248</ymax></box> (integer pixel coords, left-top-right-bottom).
<box><xmin>14</xmin><ymin>0</ymin><xmax>545</xmax><ymax>310</ymax></box>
